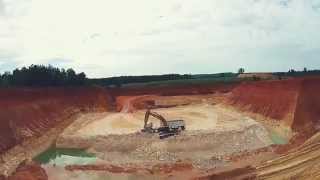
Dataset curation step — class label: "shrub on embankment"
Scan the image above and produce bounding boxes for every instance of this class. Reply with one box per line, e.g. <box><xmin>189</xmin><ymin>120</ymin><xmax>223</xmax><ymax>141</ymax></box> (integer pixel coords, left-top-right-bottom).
<box><xmin>0</xmin><ymin>87</ymin><xmax>113</xmax><ymax>153</ymax></box>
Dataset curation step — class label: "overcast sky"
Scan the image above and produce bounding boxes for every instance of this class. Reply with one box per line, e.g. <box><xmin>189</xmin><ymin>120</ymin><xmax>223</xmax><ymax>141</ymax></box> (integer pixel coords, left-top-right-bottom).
<box><xmin>0</xmin><ymin>0</ymin><xmax>319</xmax><ymax>77</ymax></box>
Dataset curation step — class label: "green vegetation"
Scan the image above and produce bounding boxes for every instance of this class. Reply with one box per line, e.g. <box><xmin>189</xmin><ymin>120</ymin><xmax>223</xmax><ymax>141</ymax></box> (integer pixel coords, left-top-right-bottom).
<box><xmin>89</xmin><ymin>74</ymin><xmax>193</xmax><ymax>87</ymax></box>
<box><xmin>89</xmin><ymin>72</ymin><xmax>239</xmax><ymax>87</ymax></box>
<box><xmin>0</xmin><ymin>64</ymin><xmax>86</xmax><ymax>87</ymax></box>
<box><xmin>273</xmin><ymin>69</ymin><xmax>320</xmax><ymax>79</ymax></box>
<box><xmin>122</xmin><ymin>73</ymin><xmax>239</xmax><ymax>88</ymax></box>
<box><xmin>238</xmin><ymin>68</ymin><xmax>245</xmax><ymax>74</ymax></box>
<box><xmin>2</xmin><ymin>64</ymin><xmax>320</xmax><ymax>88</ymax></box>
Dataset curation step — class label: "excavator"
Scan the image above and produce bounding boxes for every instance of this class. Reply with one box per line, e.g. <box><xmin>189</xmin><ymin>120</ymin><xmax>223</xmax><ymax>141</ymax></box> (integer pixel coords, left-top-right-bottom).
<box><xmin>141</xmin><ymin>109</ymin><xmax>185</xmax><ymax>139</ymax></box>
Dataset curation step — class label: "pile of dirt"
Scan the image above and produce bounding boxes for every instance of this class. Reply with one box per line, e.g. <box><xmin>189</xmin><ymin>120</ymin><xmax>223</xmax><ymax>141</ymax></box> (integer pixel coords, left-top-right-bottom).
<box><xmin>0</xmin><ymin>87</ymin><xmax>113</xmax><ymax>154</ymax></box>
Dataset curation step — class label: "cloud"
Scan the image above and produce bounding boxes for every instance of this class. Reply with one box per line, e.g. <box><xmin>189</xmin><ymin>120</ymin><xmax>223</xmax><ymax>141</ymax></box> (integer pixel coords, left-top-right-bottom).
<box><xmin>0</xmin><ymin>53</ymin><xmax>19</xmax><ymax>73</ymax></box>
<box><xmin>0</xmin><ymin>0</ymin><xmax>5</xmax><ymax>15</ymax></box>
<box><xmin>0</xmin><ymin>0</ymin><xmax>319</xmax><ymax>77</ymax></box>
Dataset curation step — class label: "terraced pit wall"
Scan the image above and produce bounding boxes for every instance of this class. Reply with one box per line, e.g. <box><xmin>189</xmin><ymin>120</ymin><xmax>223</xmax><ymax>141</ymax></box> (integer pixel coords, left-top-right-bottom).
<box><xmin>0</xmin><ymin>87</ymin><xmax>113</xmax><ymax>154</ymax></box>
<box><xmin>228</xmin><ymin>77</ymin><xmax>320</xmax><ymax>137</ymax></box>
<box><xmin>293</xmin><ymin>78</ymin><xmax>320</xmax><ymax>133</ymax></box>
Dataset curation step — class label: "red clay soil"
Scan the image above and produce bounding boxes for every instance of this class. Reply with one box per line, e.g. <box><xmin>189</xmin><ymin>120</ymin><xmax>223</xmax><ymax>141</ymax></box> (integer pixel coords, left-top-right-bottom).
<box><xmin>151</xmin><ymin>163</ymin><xmax>193</xmax><ymax>174</ymax></box>
<box><xmin>228</xmin><ymin>77</ymin><xmax>320</xmax><ymax>149</ymax></box>
<box><xmin>65</xmin><ymin>164</ymin><xmax>147</xmax><ymax>174</ymax></box>
<box><xmin>0</xmin><ymin>87</ymin><xmax>113</xmax><ymax>153</ymax></box>
<box><xmin>292</xmin><ymin>77</ymin><xmax>320</xmax><ymax>133</ymax></box>
<box><xmin>7</xmin><ymin>161</ymin><xmax>47</xmax><ymax>180</ymax></box>
<box><xmin>116</xmin><ymin>95</ymin><xmax>163</xmax><ymax>112</ymax></box>
<box><xmin>195</xmin><ymin>166</ymin><xmax>256</xmax><ymax>180</ymax></box>
<box><xmin>228</xmin><ymin>79</ymin><xmax>302</xmax><ymax>123</ymax></box>
<box><xmin>114</xmin><ymin>83</ymin><xmax>238</xmax><ymax>112</ymax></box>
<box><xmin>65</xmin><ymin>162</ymin><xmax>193</xmax><ymax>175</ymax></box>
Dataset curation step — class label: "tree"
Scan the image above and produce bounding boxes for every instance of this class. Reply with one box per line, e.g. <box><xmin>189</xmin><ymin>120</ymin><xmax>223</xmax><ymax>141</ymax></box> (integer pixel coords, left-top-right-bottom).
<box><xmin>0</xmin><ymin>65</ymin><xmax>87</xmax><ymax>87</ymax></box>
<box><xmin>238</xmin><ymin>68</ymin><xmax>245</xmax><ymax>74</ymax></box>
<box><xmin>288</xmin><ymin>69</ymin><xmax>296</xmax><ymax>73</ymax></box>
<box><xmin>1</xmin><ymin>72</ymin><xmax>12</xmax><ymax>86</ymax></box>
<box><xmin>303</xmin><ymin>67</ymin><xmax>308</xmax><ymax>72</ymax></box>
<box><xmin>76</xmin><ymin>72</ymin><xmax>87</xmax><ymax>85</ymax></box>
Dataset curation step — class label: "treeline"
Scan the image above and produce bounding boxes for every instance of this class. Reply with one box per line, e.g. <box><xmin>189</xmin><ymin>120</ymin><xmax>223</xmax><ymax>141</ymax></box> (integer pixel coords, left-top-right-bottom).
<box><xmin>273</xmin><ymin>68</ymin><xmax>320</xmax><ymax>78</ymax></box>
<box><xmin>89</xmin><ymin>74</ymin><xmax>193</xmax><ymax>87</ymax></box>
<box><xmin>0</xmin><ymin>65</ymin><xmax>86</xmax><ymax>87</ymax></box>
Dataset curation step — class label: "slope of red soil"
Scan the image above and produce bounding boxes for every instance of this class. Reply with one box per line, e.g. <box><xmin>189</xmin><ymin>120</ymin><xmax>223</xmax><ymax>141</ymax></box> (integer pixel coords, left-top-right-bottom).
<box><xmin>292</xmin><ymin>77</ymin><xmax>320</xmax><ymax>133</ymax></box>
<box><xmin>228</xmin><ymin>77</ymin><xmax>320</xmax><ymax>135</ymax></box>
<box><xmin>7</xmin><ymin>161</ymin><xmax>47</xmax><ymax>180</ymax></box>
<box><xmin>0</xmin><ymin>87</ymin><xmax>112</xmax><ymax>153</ymax></box>
<box><xmin>228</xmin><ymin>79</ymin><xmax>302</xmax><ymax>124</ymax></box>
<box><xmin>195</xmin><ymin>166</ymin><xmax>256</xmax><ymax>180</ymax></box>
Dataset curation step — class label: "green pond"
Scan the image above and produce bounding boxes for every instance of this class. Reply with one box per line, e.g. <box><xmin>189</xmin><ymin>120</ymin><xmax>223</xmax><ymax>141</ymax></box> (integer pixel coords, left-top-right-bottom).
<box><xmin>269</xmin><ymin>130</ymin><xmax>288</xmax><ymax>145</ymax></box>
<box><xmin>34</xmin><ymin>147</ymin><xmax>97</xmax><ymax>166</ymax></box>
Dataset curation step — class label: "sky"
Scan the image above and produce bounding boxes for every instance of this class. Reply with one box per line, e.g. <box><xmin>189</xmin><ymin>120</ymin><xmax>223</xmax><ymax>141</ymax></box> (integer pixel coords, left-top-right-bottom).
<box><xmin>0</xmin><ymin>0</ymin><xmax>320</xmax><ymax>78</ymax></box>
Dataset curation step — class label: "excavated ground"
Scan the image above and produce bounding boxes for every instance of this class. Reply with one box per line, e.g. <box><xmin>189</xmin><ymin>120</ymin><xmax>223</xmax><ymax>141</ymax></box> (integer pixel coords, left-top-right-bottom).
<box><xmin>56</xmin><ymin>104</ymin><xmax>276</xmax><ymax>163</ymax></box>
<box><xmin>2</xmin><ymin>77</ymin><xmax>320</xmax><ymax>179</ymax></box>
<box><xmin>44</xmin><ymin>98</ymin><xmax>289</xmax><ymax>180</ymax></box>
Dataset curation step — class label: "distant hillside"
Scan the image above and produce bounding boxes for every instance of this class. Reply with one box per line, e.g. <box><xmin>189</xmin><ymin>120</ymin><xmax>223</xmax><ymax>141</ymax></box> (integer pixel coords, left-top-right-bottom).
<box><xmin>87</xmin><ymin>73</ymin><xmax>239</xmax><ymax>87</ymax></box>
<box><xmin>2</xmin><ymin>64</ymin><xmax>320</xmax><ymax>87</ymax></box>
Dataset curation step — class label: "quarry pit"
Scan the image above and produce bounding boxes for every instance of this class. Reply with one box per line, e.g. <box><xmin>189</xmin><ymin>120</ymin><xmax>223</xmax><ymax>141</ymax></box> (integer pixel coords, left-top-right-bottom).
<box><xmin>55</xmin><ymin>103</ymin><xmax>281</xmax><ymax>165</ymax></box>
<box><xmin>2</xmin><ymin>77</ymin><xmax>320</xmax><ymax>179</ymax></box>
<box><xmin>41</xmin><ymin>98</ymin><xmax>287</xmax><ymax>180</ymax></box>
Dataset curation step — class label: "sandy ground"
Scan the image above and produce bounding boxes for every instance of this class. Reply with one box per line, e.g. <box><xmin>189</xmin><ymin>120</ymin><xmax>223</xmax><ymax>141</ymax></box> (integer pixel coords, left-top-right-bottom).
<box><xmin>60</xmin><ymin>104</ymin><xmax>264</xmax><ymax>137</ymax></box>
<box><xmin>54</xmin><ymin>104</ymin><xmax>276</xmax><ymax>171</ymax></box>
<box><xmin>43</xmin><ymin>164</ymin><xmax>196</xmax><ymax>180</ymax></box>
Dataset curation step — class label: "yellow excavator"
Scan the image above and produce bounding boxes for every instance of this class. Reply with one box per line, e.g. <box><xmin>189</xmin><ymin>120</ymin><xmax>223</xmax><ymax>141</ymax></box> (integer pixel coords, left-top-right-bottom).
<box><xmin>142</xmin><ymin>109</ymin><xmax>185</xmax><ymax>139</ymax></box>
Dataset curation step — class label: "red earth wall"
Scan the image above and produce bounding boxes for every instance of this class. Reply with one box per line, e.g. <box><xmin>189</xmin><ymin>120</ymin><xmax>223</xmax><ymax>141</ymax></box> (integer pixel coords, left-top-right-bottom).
<box><xmin>229</xmin><ymin>78</ymin><xmax>320</xmax><ymax>134</ymax></box>
<box><xmin>292</xmin><ymin>77</ymin><xmax>320</xmax><ymax>133</ymax></box>
<box><xmin>0</xmin><ymin>87</ymin><xmax>112</xmax><ymax>153</ymax></box>
<box><xmin>112</xmin><ymin>83</ymin><xmax>238</xmax><ymax>112</ymax></box>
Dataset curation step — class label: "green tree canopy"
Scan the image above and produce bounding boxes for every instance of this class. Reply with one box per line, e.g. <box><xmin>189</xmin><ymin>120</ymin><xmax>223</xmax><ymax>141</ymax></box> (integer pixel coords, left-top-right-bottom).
<box><xmin>238</xmin><ymin>68</ymin><xmax>245</xmax><ymax>74</ymax></box>
<box><xmin>0</xmin><ymin>64</ymin><xmax>87</xmax><ymax>87</ymax></box>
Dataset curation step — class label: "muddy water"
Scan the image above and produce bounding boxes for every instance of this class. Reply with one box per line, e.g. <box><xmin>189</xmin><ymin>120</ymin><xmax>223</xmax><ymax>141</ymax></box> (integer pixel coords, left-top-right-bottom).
<box><xmin>34</xmin><ymin>147</ymin><xmax>97</xmax><ymax>166</ymax></box>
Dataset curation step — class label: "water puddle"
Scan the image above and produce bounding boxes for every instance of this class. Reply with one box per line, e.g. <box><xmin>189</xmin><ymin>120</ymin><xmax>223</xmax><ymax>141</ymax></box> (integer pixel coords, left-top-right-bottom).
<box><xmin>34</xmin><ymin>147</ymin><xmax>97</xmax><ymax>166</ymax></box>
<box><xmin>269</xmin><ymin>130</ymin><xmax>289</xmax><ymax>145</ymax></box>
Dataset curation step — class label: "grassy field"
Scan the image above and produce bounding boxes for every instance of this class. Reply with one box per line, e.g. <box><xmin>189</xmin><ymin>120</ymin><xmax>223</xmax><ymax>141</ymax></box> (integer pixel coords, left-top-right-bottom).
<box><xmin>122</xmin><ymin>75</ymin><xmax>240</xmax><ymax>88</ymax></box>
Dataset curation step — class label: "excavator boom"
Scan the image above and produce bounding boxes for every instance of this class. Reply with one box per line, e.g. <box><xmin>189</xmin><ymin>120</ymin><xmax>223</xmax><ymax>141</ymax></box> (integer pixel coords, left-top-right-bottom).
<box><xmin>144</xmin><ymin>109</ymin><xmax>168</xmax><ymax>128</ymax></box>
